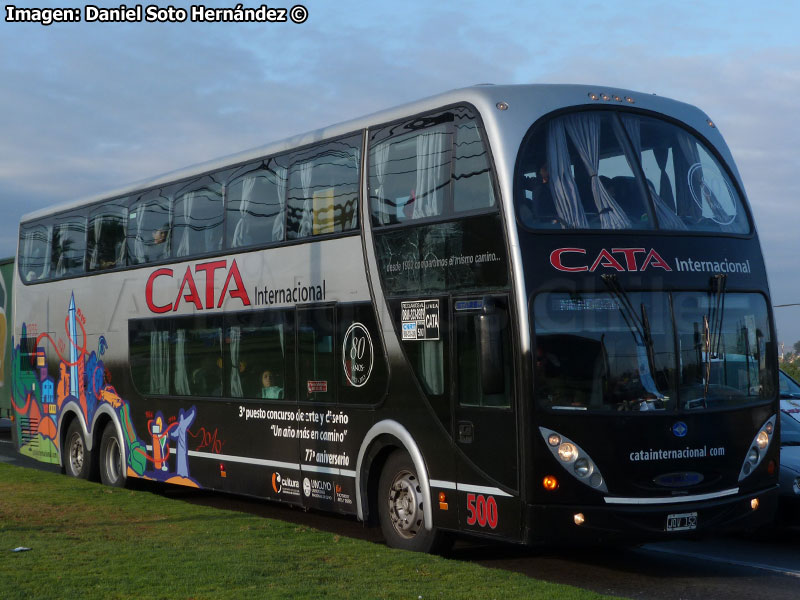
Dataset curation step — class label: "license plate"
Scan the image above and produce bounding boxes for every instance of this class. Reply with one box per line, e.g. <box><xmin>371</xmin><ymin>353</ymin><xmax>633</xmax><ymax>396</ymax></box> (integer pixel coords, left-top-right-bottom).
<box><xmin>666</xmin><ymin>511</ymin><xmax>697</xmax><ymax>532</ymax></box>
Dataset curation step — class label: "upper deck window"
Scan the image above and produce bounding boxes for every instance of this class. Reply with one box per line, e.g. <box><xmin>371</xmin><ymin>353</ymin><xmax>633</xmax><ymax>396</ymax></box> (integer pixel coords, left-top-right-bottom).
<box><xmin>19</xmin><ymin>223</ymin><xmax>50</xmax><ymax>282</ymax></box>
<box><xmin>369</xmin><ymin>106</ymin><xmax>495</xmax><ymax>226</ymax></box>
<box><xmin>51</xmin><ymin>215</ymin><xmax>86</xmax><ymax>278</ymax></box>
<box><xmin>516</xmin><ymin>111</ymin><xmax>749</xmax><ymax>233</ymax></box>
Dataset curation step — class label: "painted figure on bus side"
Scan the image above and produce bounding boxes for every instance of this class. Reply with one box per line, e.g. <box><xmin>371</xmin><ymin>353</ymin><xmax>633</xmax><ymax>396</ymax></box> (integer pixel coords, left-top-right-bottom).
<box><xmin>170</xmin><ymin>406</ymin><xmax>197</xmax><ymax>478</ymax></box>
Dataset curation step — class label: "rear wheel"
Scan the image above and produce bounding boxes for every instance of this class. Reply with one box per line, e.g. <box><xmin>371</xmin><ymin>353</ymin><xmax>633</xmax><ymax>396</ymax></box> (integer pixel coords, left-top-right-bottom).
<box><xmin>377</xmin><ymin>450</ymin><xmax>450</xmax><ymax>553</ymax></box>
<box><xmin>63</xmin><ymin>420</ymin><xmax>91</xmax><ymax>479</ymax></box>
<box><xmin>99</xmin><ymin>422</ymin><xmax>125</xmax><ymax>487</ymax></box>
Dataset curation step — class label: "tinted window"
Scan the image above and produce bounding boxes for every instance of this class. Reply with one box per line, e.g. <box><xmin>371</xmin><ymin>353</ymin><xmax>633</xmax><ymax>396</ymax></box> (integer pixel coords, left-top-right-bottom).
<box><xmin>128</xmin><ymin>190</ymin><xmax>172</xmax><ymax>265</ymax></box>
<box><xmin>173</xmin><ymin>175</ymin><xmax>224</xmax><ymax>257</ymax></box>
<box><xmin>227</xmin><ymin>309</ymin><xmax>293</xmax><ymax>400</ymax></box>
<box><xmin>297</xmin><ymin>307</ymin><xmax>336</xmax><ymax>402</ymax></box>
<box><xmin>516</xmin><ymin>111</ymin><xmax>749</xmax><ymax>233</ymax></box>
<box><xmin>369</xmin><ymin>107</ymin><xmax>495</xmax><ymax>227</ymax></box>
<box><xmin>19</xmin><ymin>224</ymin><xmax>51</xmax><ymax>282</ymax></box>
<box><xmin>226</xmin><ymin>158</ymin><xmax>288</xmax><ymax>249</ymax></box>
<box><xmin>88</xmin><ymin>198</ymin><xmax>127</xmax><ymax>271</ymax></box>
<box><xmin>173</xmin><ymin>315</ymin><xmax>223</xmax><ymax>397</ymax></box>
<box><xmin>51</xmin><ymin>215</ymin><xmax>86</xmax><ymax>278</ymax></box>
<box><xmin>286</xmin><ymin>135</ymin><xmax>360</xmax><ymax>240</ymax></box>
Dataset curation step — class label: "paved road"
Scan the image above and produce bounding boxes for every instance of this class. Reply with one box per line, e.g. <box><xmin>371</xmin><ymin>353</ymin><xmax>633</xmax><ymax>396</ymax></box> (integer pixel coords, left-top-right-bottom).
<box><xmin>2</xmin><ymin>427</ymin><xmax>797</xmax><ymax>599</ymax></box>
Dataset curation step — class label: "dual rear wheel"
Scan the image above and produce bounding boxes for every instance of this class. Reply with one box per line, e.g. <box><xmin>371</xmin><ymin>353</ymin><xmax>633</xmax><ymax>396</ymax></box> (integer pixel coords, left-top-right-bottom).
<box><xmin>62</xmin><ymin>420</ymin><xmax>125</xmax><ymax>487</ymax></box>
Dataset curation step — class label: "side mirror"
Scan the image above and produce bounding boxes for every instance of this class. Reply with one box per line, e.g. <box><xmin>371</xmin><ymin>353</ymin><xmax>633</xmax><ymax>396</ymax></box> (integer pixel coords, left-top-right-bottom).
<box><xmin>477</xmin><ymin>297</ymin><xmax>505</xmax><ymax>395</ymax></box>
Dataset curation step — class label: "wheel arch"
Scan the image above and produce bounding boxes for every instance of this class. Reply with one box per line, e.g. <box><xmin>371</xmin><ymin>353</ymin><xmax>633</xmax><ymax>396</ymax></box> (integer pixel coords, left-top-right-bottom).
<box><xmin>356</xmin><ymin>419</ymin><xmax>433</xmax><ymax>531</ymax></box>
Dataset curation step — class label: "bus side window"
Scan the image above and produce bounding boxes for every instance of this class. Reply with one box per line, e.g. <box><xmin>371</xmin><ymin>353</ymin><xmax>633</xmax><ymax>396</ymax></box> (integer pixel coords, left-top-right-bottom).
<box><xmin>173</xmin><ymin>175</ymin><xmax>224</xmax><ymax>258</ymax></box>
<box><xmin>226</xmin><ymin>309</ymin><xmax>293</xmax><ymax>400</ymax></box>
<box><xmin>297</xmin><ymin>307</ymin><xmax>336</xmax><ymax>403</ymax></box>
<box><xmin>286</xmin><ymin>134</ymin><xmax>361</xmax><ymax>240</ymax></box>
<box><xmin>453</xmin><ymin>114</ymin><xmax>495</xmax><ymax>213</ymax></box>
<box><xmin>88</xmin><ymin>198</ymin><xmax>127</xmax><ymax>271</ymax></box>
<box><xmin>226</xmin><ymin>157</ymin><xmax>288</xmax><ymax>249</ymax></box>
<box><xmin>128</xmin><ymin>190</ymin><xmax>172</xmax><ymax>265</ymax></box>
<box><xmin>51</xmin><ymin>215</ymin><xmax>87</xmax><ymax>279</ymax></box>
<box><xmin>19</xmin><ymin>223</ymin><xmax>51</xmax><ymax>282</ymax></box>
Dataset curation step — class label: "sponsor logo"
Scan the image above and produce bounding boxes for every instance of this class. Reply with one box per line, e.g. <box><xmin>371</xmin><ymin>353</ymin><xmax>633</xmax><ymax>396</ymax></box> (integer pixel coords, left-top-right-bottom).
<box><xmin>272</xmin><ymin>472</ymin><xmax>300</xmax><ymax>496</ymax></box>
<box><xmin>303</xmin><ymin>477</ymin><xmax>311</xmax><ymax>497</ymax></box>
<box><xmin>303</xmin><ymin>477</ymin><xmax>333</xmax><ymax>501</ymax></box>
<box><xmin>335</xmin><ymin>483</ymin><xmax>353</xmax><ymax>505</ymax></box>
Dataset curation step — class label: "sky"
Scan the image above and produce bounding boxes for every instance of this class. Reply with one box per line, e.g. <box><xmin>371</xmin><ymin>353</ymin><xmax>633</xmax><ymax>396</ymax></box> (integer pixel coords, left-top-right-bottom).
<box><xmin>2</xmin><ymin>0</ymin><xmax>800</xmax><ymax>346</ymax></box>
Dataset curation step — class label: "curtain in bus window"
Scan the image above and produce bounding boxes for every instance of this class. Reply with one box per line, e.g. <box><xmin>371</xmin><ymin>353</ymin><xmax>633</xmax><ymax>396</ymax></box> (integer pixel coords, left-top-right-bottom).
<box><xmin>563</xmin><ymin>114</ymin><xmax>631</xmax><ymax>229</ymax></box>
<box><xmin>229</xmin><ymin>325</ymin><xmax>242</xmax><ymax>398</ymax></box>
<box><xmin>412</xmin><ymin>129</ymin><xmax>448</xmax><ymax>220</ymax></box>
<box><xmin>371</xmin><ymin>141</ymin><xmax>392</xmax><ymax>225</ymax></box>
<box><xmin>616</xmin><ymin>116</ymin><xmax>686</xmax><ymax>230</ymax></box>
<box><xmin>175</xmin><ymin>192</ymin><xmax>196</xmax><ymax>258</ymax></box>
<box><xmin>175</xmin><ymin>329</ymin><xmax>191</xmax><ymax>395</ymax></box>
<box><xmin>272</xmin><ymin>165</ymin><xmax>287</xmax><ymax>242</ymax></box>
<box><xmin>547</xmin><ymin>121</ymin><xmax>588</xmax><ymax>228</ymax></box>
<box><xmin>297</xmin><ymin>161</ymin><xmax>314</xmax><ymax>238</ymax></box>
<box><xmin>453</xmin><ymin>118</ymin><xmax>495</xmax><ymax>212</ymax></box>
<box><xmin>89</xmin><ymin>205</ymin><xmax>128</xmax><ymax>270</ymax></box>
<box><xmin>231</xmin><ymin>178</ymin><xmax>257</xmax><ymax>248</ymax></box>
<box><xmin>149</xmin><ymin>330</ymin><xmax>170</xmax><ymax>395</ymax></box>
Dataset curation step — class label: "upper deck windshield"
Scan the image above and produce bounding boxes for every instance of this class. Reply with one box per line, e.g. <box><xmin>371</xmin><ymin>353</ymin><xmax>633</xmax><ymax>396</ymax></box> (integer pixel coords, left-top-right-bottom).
<box><xmin>516</xmin><ymin>110</ymin><xmax>750</xmax><ymax>233</ymax></box>
<box><xmin>534</xmin><ymin>291</ymin><xmax>775</xmax><ymax>413</ymax></box>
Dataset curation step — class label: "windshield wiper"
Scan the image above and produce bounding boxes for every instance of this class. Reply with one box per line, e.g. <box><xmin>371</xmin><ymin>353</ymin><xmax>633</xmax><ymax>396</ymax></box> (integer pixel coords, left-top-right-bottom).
<box><xmin>601</xmin><ymin>274</ymin><xmax>666</xmax><ymax>405</ymax></box>
<box><xmin>704</xmin><ymin>274</ymin><xmax>727</xmax><ymax>399</ymax></box>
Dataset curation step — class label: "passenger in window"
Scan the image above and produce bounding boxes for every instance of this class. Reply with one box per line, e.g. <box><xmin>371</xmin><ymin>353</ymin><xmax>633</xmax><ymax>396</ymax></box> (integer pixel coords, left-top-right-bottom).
<box><xmin>520</xmin><ymin>164</ymin><xmax>559</xmax><ymax>227</ymax></box>
<box><xmin>261</xmin><ymin>369</ymin><xmax>284</xmax><ymax>399</ymax></box>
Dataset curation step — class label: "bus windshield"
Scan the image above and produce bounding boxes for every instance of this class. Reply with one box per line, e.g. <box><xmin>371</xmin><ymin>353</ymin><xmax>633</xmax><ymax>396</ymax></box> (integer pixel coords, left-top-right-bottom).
<box><xmin>533</xmin><ymin>291</ymin><xmax>774</xmax><ymax>412</ymax></box>
<box><xmin>516</xmin><ymin>110</ymin><xmax>750</xmax><ymax>233</ymax></box>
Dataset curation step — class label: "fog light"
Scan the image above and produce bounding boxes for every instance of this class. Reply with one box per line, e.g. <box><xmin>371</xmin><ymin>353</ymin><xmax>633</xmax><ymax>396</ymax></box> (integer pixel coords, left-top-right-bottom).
<box><xmin>543</xmin><ymin>476</ymin><xmax>559</xmax><ymax>491</ymax></box>
<box><xmin>751</xmin><ymin>498</ymin><xmax>759</xmax><ymax>511</ymax></box>
<box><xmin>574</xmin><ymin>512</ymin><xmax>585</xmax><ymax>526</ymax></box>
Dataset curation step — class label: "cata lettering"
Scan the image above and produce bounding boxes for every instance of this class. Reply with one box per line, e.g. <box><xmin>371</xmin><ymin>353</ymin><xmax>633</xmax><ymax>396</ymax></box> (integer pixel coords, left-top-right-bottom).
<box><xmin>145</xmin><ymin>258</ymin><xmax>251</xmax><ymax>313</ymax></box>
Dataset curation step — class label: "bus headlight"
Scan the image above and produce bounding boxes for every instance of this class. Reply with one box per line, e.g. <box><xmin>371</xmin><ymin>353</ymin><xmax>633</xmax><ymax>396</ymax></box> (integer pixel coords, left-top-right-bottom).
<box><xmin>539</xmin><ymin>427</ymin><xmax>608</xmax><ymax>493</ymax></box>
<box><xmin>738</xmin><ymin>415</ymin><xmax>776</xmax><ymax>482</ymax></box>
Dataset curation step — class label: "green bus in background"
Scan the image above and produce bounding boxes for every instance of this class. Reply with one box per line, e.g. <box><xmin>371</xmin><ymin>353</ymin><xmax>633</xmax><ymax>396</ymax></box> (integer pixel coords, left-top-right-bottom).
<box><xmin>0</xmin><ymin>257</ymin><xmax>13</xmax><ymax>419</ymax></box>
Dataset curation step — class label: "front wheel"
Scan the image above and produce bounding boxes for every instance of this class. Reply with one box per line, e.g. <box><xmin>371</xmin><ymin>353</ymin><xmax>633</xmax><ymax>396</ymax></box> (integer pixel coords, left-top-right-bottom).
<box><xmin>99</xmin><ymin>422</ymin><xmax>126</xmax><ymax>487</ymax></box>
<box><xmin>63</xmin><ymin>420</ymin><xmax>91</xmax><ymax>479</ymax></box>
<box><xmin>377</xmin><ymin>451</ymin><xmax>450</xmax><ymax>553</ymax></box>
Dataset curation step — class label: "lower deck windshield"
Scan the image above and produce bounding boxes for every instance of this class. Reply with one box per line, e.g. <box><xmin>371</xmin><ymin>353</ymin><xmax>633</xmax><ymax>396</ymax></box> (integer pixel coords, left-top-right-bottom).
<box><xmin>533</xmin><ymin>291</ymin><xmax>774</xmax><ymax>412</ymax></box>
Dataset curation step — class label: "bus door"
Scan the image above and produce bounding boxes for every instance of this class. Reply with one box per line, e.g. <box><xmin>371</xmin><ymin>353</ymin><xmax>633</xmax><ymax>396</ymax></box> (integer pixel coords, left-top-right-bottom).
<box><xmin>452</xmin><ymin>295</ymin><xmax>519</xmax><ymax>536</ymax></box>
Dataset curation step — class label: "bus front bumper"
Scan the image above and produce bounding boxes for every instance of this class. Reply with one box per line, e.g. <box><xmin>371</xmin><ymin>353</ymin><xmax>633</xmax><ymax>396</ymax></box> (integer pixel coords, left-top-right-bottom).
<box><xmin>526</xmin><ymin>485</ymin><xmax>779</xmax><ymax>544</ymax></box>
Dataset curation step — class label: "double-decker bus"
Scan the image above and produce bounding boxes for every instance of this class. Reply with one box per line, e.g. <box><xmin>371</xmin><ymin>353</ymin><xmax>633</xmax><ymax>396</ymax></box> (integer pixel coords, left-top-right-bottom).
<box><xmin>11</xmin><ymin>84</ymin><xmax>779</xmax><ymax>551</ymax></box>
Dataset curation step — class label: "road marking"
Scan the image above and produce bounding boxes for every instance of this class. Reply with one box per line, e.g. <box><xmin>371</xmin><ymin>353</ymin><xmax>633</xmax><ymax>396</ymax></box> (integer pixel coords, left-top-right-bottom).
<box><xmin>643</xmin><ymin>545</ymin><xmax>800</xmax><ymax>578</ymax></box>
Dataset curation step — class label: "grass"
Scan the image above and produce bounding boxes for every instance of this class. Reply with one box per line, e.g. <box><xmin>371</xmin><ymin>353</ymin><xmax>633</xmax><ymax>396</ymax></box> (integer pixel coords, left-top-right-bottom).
<box><xmin>0</xmin><ymin>463</ymin><xmax>622</xmax><ymax>600</ymax></box>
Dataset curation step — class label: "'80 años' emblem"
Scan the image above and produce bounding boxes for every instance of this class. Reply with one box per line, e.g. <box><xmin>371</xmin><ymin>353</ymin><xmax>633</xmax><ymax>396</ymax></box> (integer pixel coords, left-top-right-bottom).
<box><xmin>342</xmin><ymin>322</ymin><xmax>374</xmax><ymax>387</ymax></box>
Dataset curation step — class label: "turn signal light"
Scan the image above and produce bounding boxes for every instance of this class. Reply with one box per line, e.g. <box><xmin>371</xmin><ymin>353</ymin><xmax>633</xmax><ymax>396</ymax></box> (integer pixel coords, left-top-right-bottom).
<box><xmin>543</xmin><ymin>476</ymin><xmax>559</xmax><ymax>491</ymax></box>
<box><xmin>438</xmin><ymin>492</ymin><xmax>448</xmax><ymax>510</ymax></box>
<box><xmin>767</xmin><ymin>460</ymin><xmax>776</xmax><ymax>475</ymax></box>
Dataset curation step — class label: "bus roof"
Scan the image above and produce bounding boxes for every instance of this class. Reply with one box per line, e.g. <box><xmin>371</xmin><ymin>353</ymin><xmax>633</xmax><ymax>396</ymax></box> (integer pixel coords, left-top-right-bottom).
<box><xmin>20</xmin><ymin>83</ymin><xmax>716</xmax><ymax>224</ymax></box>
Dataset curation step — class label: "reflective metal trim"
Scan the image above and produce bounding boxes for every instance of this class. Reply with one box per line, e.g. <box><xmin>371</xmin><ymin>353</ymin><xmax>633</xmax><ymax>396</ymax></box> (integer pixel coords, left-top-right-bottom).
<box><xmin>603</xmin><ymin>487</ymin><xmax>739</xmax><ymax>505</ymax></box>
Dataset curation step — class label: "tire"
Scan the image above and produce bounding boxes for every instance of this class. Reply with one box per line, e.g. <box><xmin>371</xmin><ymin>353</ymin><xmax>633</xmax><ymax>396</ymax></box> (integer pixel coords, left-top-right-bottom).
<box><xmin>63</xmin><ymin>420</ymin><xmax>91</xmax><ymax>479</ymax></box>
<box><xmin>99</xmin><ymin>422</ymin><xmax>126</xmax><ymax>487</ymax></box>
<box><xmin>377</xmin><ymin>450</ymin><xmax>450</xmax><ymax>553</ymax></box>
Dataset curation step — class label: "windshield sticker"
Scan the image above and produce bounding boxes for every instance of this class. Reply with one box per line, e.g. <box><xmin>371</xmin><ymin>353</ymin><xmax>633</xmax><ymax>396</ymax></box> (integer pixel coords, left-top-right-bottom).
<box><xmin>401</xmin><ymin>300</ymin><xmax>440</xmax><ymax>340</ymax></box>
<box><xmin>687</xmin><ymin>163</ymin><xmax>737</xmax><ymax>226</ymax></box>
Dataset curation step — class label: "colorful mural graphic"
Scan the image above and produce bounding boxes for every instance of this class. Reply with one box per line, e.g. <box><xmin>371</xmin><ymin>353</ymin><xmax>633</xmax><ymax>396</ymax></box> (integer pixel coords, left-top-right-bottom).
<box><xmin>11</xmin><ymin>292</ymin><xmax>199</xmax><ymax>487</ymax></box>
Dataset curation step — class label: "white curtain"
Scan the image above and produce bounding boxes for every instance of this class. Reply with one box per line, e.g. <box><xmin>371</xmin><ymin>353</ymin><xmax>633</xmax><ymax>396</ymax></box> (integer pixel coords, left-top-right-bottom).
<box><xmin>412</xmin><ymin>129</ymin><xmax>447</xmax><ymax>219</ymax></box>
<box><xmin>174</xmin><ymin>329</ymin><xmax>191</xmax><ymax>395</ymax></box>
<box><xmin>149</xmin><ymin>331</ymin><xmax>170</xmax><ymax>394</ymax></box>
<box><xmin>349</xmin><ymin>145</ymin><xmax>361</xmax><ymax>229</ymax></box>
<box><xmin>90</xmin><ymin>216</ymin><xmax>103</xmax><ymax>270</ymax></box>
<box><xmin>176</xmin><ymin>192</ymin><xmax>196</xmax><ymax>257</ymax></box>
<box><xmin>231</xmin><ymin>177</ymin><xmax>257</xmax><ymax>248</ymax></box>
<box><xmin>132</xmin><ymin>201</ymin><xmax>146</xmax><ymax>264</ymax></box>
<box><xmin>272</xmin><ymin>165</ymin><xmax>287</xmax><ymax>242</ymax></box>
<box><xmin>229</xmin><ymin>326</ymin><xmax>242</xmax><ymax>398</ymax></box>
<box><xmin>564</xmin><ymin>114</ymin><xmax>631</xmax><ymax>229</ymax></box>
<box><xmin>617</xmin><ymin>116</ymin><xmax>687</xmax><ymax>230</ymax></box>
<box><xmin>547</xmin><ymin>121</ymin><xmax>588</xmax><ymax>228</ymax></box>
<box><xmin>297</xmin><ymin>161</ymin><xmax>314</xmax><ymax>237</ymax></box>
<box><xmin>371</xmin><ymin>141</ymin><xmax>391</xmax><ymax>224</ymax></box>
